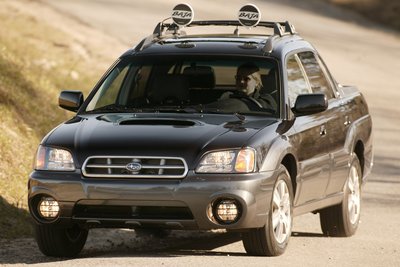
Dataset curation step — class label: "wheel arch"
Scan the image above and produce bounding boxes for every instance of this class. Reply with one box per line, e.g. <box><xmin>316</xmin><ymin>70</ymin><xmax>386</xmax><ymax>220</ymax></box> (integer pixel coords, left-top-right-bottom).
<box><xmin>354</xmin><ymin>140</ymin><xmax>365</xmax><ymax>176</ymax></box>
<box><xmin>281</xmin><ymin>154</ymin><xmax>297</xmax><ymax>198</ymax></box>
<box><xmin>343</xmin><ymin>114</ymin><xmax>373</xmax><ymax>180</ymax></box>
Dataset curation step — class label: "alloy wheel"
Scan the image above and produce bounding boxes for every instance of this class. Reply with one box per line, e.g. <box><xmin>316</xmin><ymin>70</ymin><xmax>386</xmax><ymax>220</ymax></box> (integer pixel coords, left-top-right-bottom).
<box><xmin>347</xmin><ymin>165</ymin><xmax>361</xmax><ymax>225</ymax></box>
<box><xmin>272</xmin><ymin>180</ymin><xmax>291</xmax><ymax>244</ymax></box>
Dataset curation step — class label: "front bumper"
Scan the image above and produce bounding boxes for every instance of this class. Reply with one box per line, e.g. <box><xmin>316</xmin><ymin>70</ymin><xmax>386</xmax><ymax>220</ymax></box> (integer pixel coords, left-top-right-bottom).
<box><xmin>28</xmin><ymin>169</ymin><xmax>277</xmax><ymax>230</ymax></box>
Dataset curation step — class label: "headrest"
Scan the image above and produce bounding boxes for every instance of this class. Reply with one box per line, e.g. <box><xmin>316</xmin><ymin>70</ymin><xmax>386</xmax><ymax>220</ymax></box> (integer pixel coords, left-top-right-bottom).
<box><xmin>183</xmin><ymin>66</ymin><xmax>215</xmax><ymax>89</ymax></box>
<box><xmin>150</xmin><ymin>74</ymin><xmax>189</xmax><ymax>104</ymax></box>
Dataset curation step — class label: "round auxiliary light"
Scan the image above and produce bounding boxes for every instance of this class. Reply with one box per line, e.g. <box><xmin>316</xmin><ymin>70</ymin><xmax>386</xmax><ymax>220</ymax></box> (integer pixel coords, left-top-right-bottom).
<box><xmin>38</xmin><ymin>197</ymin><xmax>60</xmax><ymax>219</ymax></box>
<box><xmin>171</xmin><ymin>3</ymin><xmax>194</xmax><ymax>27</ymax></box>
<box><xmin>238</xmin><ymin>4</ymin><xmax>261</xmax><ymax>27</ymax></box>
<box><xmin>213</xmin><ymin>199</ymin><xmax>241</xmax><ymax>224</ymax></box>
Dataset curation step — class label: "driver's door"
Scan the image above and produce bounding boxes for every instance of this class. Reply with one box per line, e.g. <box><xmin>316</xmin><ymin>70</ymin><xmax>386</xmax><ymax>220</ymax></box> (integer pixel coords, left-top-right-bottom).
<box><xmin>286</xmin><ymin>53</ymin><xmax>332</xmax><ymax>206</ymax></box>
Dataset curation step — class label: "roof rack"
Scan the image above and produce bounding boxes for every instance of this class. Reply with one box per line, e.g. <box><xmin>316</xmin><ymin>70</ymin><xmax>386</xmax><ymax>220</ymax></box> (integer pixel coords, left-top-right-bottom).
<box><xmin>135</xmin><ymin>20</ymin><xmax>297</xmax><ymax>52</ymax></box>
<box><xmin>134</xmin><ymin>4</ymin><xmax>297</xmax><ymax>53</ymax></box>
<box><xmin>152</xmin><ymin>20</ymin><xmax>296</xmax><ymax>38</ymax></box>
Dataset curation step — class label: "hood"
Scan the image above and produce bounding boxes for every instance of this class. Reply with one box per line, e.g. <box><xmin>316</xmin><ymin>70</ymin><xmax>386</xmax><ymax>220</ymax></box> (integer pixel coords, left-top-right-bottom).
<box><xmin>44</xmin><ymin>113</ymin><xmax>277</xmax><ymax>169</ymax></box>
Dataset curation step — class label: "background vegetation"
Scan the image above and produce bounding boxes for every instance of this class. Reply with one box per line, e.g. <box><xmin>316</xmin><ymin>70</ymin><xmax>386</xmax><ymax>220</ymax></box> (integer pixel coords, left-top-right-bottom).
<box><xmin>0</xmin><ymin>1</ymin><xmax>113</xmax><ymax>238</ymax></box>
<box><xmin>326</xmin><ymin>0</ymin><xmax>400</xmax><ymax>31</ymax></box>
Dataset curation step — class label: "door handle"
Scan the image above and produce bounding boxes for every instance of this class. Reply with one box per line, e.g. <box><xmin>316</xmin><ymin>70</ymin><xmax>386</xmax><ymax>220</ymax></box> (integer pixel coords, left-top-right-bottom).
<box><xmin>320</xmin><ymin>125</ymin><xmax>327</xmax><ymax>136</ymax></box>
<box><xmin>344</xmin><ymin>116</ymin><xmax>351</xmax><ymax>127</ymax></box>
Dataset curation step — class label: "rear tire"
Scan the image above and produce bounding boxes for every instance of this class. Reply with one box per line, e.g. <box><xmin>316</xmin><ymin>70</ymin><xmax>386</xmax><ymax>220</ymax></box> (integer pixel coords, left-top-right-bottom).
<box><xmin>319</xmin><ymin>155</ymin><xmax>362</xmax><ymax>237</ymax></box>
<box><xmin>242</xmin><ymin>165</ymin><xmax>293</xmax><ymax>256</ymax></box>
<box><xmin>34</xmin><ymin>224</ymin><xmax>88</xmax><ymax>257</ymax></box>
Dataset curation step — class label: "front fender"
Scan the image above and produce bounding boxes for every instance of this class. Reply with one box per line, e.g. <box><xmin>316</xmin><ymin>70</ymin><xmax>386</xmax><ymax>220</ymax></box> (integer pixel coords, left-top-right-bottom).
<box><xmin>259</xmin><ymin>135</ymin><xmax>298</xmax><ymax>172</ymax></box>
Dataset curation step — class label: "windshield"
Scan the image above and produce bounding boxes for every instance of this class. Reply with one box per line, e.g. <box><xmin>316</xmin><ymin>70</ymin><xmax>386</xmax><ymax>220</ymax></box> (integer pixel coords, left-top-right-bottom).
<box><xmin>85</xmin><ymin>55</ymin><xmax>280</xmax><ymax>116</ymax></box>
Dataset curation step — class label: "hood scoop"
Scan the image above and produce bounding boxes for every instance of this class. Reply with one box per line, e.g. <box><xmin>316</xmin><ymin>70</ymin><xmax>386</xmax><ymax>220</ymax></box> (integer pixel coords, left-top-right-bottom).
<box><xmin>119</xmin><ymin>119</ymin><xmax>196</xmax><ymax>127</ymax></box>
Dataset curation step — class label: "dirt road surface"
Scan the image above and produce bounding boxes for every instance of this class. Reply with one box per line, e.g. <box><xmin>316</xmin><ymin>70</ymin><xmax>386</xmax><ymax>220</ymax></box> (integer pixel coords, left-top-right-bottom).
<box><xmin>1</xmin><ymin>0</ymin><xmax>399</xmax><ymax>266</ymax></box>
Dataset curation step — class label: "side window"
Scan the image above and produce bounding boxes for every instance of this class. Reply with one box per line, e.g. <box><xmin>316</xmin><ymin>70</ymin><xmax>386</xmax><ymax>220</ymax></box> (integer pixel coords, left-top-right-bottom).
<box><xmin>86</xmin><ymin>64</ymin><xmax>129</xmax><ymax>111</ymax></box>
<box><xmin>297</xmin><ymin>51</ymin><xmax>335</xmax><ymax>99</ymax></box>
<box><xmin>286</xmin><ymin>54</ymin><xmax>312</xmax><ymax>108</ymax></box>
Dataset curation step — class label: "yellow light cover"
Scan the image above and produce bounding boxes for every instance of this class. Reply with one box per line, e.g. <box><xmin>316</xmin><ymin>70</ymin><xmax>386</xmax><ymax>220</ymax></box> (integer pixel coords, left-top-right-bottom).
<box><xmin>235</xmin><ymin>148</ymin><xmax>255</xmax><ymax>173</ymax></box>
<box><xmin>35</xmin><ymin>145</ymin><xmax>46</xmax><ymax>170</ymax></box>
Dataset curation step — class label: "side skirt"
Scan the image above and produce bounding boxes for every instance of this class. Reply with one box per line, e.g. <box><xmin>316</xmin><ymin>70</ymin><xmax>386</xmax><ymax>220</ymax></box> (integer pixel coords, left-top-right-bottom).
<box><xmin>293</xmin><ymin>192</ymin><xmax>344</xmax><ymax>216</ymax></box>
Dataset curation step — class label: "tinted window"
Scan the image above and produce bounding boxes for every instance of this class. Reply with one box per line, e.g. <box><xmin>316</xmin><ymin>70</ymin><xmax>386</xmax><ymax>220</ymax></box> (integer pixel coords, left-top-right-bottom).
<box><xmin>86</xmin><ymin>64</ymin><xmax>130</xmax><ymax>110</ymax></box>
<box><xmin>286</xmin><ymin>54</ymin><xmax>311</xmax><ymax>107</ymax></box>
<box><xmin>84</xmin><ymin>56</ymin><xmax>280</xmax><ymax>117</ymax></box>
<box><xmin>298</xmin><ymin>51</ymin><xmax>335</xmax><ymax>99</ymax></box>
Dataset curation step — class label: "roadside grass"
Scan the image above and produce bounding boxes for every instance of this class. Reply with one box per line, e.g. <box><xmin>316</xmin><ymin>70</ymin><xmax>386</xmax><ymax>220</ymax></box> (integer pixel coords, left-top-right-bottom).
<box><xmin>0</xmin><ymin>1</ymin><xmax>108</xmax><ymax>238</ymax></box>
<box><xmin>327</xmin><ymin>0</ymin><xmax>400</xmax><ymax>31</ymax></box>
<box><xmin>0</xmin><ymin>197</ymin><xmax>33</xmax><ymax>239</ymax></box>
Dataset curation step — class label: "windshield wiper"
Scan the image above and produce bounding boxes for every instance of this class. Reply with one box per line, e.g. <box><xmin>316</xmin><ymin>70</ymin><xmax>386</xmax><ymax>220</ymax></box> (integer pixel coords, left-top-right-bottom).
<box><xmin>85</xmin><ymin>104</ymin><xmax>224</xmax><ymax>115</ymax></box>
<box><xmin>84</xmin><ymin>104</ymin><xmax>128</xmax><ymax>113</ymax></box>
<box><xmin>126</xmin><ymin>105</ymin><xmax>222</xmax><ymax>114</ymax></box>
<box><xmin>85</xmin><ymin>104</ymin><xmax>154</xmax><ymax>114</ymax></box>
<box><xmin>150</xmin><ymin>105</ymin><xmax>213</xmax><ymax>113</ymax></box>
<box><xmin>180</xmin><ymin>104</ymin><xmax>223</xmax><ymax>114</ymax></box>
<box><xmin>151</xmin><ymin>106</ymin><xmax>193</xmax><ymax>113</ymax></box>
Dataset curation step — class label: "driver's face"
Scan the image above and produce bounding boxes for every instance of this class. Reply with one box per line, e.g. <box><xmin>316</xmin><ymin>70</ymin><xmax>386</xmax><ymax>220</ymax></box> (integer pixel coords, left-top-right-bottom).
<box><xmin>235</xmin><ymin>70</ymin><xmax>257</xmax><ymax>95</ymax></box>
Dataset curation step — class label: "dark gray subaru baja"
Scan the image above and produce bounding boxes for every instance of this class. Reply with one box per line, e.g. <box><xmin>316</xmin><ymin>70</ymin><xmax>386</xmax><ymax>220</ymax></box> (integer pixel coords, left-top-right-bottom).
<box><xmin>28</xmin><ymin>4</ymin><xmax>373</xmax><ymax>257</ymax></box>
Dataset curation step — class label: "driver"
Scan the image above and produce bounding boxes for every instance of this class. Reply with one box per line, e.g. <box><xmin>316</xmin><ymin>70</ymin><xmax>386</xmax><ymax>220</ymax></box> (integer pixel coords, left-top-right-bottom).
<box><xmin>220</xmin><ymin>63</ymin><xmax>277</xmax><ymax>110</ymax></box>
<box><xmin>235</xmin><ymin>63</ymin><xmax>263</xmax><ymax>96</ymax></box>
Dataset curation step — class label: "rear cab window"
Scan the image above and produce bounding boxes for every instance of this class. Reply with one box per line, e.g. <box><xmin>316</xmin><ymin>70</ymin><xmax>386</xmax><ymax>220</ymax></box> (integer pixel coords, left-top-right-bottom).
<box><xmin>297</xmin><ymin>51</ymin><xmax>336</xmax><ymax>100</ymax></box>
<box><xmin>286</xmin><ymin>51</ymin><xmax>337</xmax><ymax>108</ymax></box>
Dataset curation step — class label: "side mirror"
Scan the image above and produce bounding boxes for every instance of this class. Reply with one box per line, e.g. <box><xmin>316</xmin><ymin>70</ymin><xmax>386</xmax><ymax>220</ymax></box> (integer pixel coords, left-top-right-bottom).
<box><xmin>292</xmin><ymin>93</ymin><xmax>327</xmax><ymax>116</ymax></box>
<box><xmin>59</xmin><ymin>90</ymin><xmax>84</xmax><ymax>112</ymax></box>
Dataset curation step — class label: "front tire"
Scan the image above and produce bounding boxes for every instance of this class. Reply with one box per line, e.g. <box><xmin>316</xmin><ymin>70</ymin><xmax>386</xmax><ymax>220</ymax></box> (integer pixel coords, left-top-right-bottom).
<box><xmin>242</xmin><ymin>165</ymin><xmax>293</xmax><ymax>256</ymax></box>
<box><xmin>319</xmin><ymin>155</ymin><xmax>362</xmax><ymax>237</ymax></box>
<box><xmin>34</xmin><ymin>224</ymin><xmax>88</xmax><ymax>257</ymax></box>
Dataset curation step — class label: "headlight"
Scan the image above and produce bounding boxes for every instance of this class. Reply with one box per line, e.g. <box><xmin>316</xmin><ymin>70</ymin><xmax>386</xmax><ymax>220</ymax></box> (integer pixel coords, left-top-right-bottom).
<box><xmin>196</xmin><ymin>148</ymin><xmax>255</xmax><ymax>173</ymax></box>
<box><xmin>34</xmin><ymin>145</ymin><xmax>75</xmax><ymax>171</ymax></box>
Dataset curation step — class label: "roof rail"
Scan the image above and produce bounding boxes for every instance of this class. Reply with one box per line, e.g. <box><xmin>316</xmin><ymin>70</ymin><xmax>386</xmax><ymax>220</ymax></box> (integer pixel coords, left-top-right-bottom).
<box><xmin>264</xmin><ymin>21</ymin><xmax>297</xmax><ymax>53</ymax></box>
<box><xmin>271</xmin><ymin>21</ymin><xmax>297</xmax><ymax>36</ymax></box>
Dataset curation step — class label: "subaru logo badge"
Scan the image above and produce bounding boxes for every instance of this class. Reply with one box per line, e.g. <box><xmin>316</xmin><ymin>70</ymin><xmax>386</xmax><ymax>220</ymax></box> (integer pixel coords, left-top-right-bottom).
<box><xmin>126</xmin><ymin>162</ymin><xmax>142</xmax><ymax>172</ymax></box>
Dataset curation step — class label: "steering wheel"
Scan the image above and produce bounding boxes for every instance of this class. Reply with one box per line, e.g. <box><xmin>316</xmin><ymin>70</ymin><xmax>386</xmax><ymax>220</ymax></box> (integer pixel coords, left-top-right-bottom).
<box><xmin>230</xmin><ymin>94</ymin><xmax>276</xmax><ymax>113</ymax></box>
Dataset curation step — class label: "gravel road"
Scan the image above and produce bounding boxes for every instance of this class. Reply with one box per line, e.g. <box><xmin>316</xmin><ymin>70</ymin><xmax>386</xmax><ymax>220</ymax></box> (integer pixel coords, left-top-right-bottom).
<box><xmin>1</xmin><ymin>0</ymin><xmax>399</xmax><ymax>266</ymax></box>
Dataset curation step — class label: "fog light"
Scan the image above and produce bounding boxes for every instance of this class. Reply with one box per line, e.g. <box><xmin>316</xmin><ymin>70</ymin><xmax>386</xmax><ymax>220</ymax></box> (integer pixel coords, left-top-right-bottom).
<box><xmin>213</xmin><ymin>199</ymin><xmax>240</xmax><ymax>224</ymax></box>
<box><xmin>38</xmin><ymin>197</ymin><xmax>60</xmax><ymax>218</ymax></box>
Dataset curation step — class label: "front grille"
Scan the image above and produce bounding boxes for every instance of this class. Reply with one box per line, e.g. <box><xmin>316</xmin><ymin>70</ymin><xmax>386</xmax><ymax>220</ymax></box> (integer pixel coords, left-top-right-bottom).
<box><xmin>82</xmin><ymin>156</ymin><xmax>188</xmax><ymax>178</ymax></box>
<box><xmin>73</xmin><ymin>205</ymin><xmax>194</xmax><ymax>220</ymax></box>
